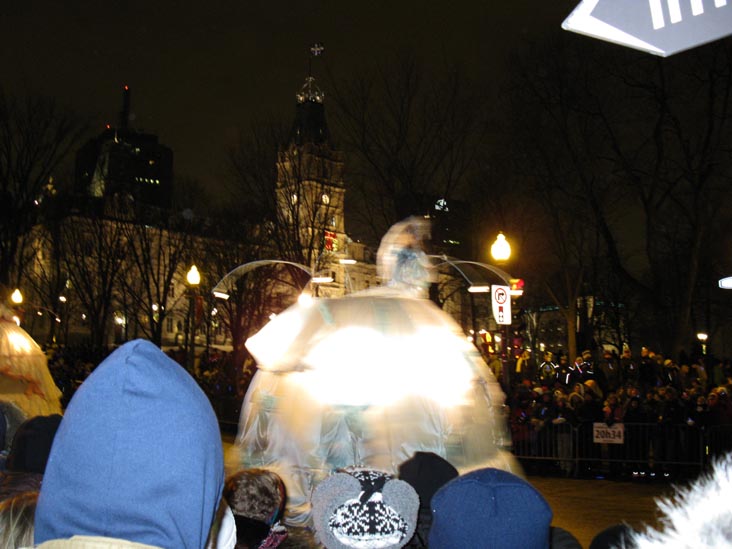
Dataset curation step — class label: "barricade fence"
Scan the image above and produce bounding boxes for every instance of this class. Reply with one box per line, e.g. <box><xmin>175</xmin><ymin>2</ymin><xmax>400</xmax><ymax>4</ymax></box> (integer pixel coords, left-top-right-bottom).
<box><xmin>511</xmin><ymin>421</ymin><xmax>732</xmax><ymax>478</ymax></box>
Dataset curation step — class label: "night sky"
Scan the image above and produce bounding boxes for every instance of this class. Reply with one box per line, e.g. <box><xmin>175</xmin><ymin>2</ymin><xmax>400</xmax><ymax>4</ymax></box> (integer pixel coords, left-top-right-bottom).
<box><xmin>2</xmin><ymin>0</ymin><xmax>578</xmax><ymax>189</ymax></box>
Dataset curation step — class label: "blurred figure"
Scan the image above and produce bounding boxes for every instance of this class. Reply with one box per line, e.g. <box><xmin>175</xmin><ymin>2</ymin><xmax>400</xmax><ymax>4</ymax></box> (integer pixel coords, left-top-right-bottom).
<box><xmin>34</xmin><ymin>339</ymin><xmax>224</xmax><ymax>549</ymax></box>
<box><xmin>536</xmin><ymin>352</ymin><xmax>558</xmax><ymax>387</ymax></box>
<box><xmin>598</xmin><ymin>349</ymin><xmax>621</xmax><ymax>394</ymax></box>
<box><xmin>238</xmin><ymin>218</ymin><xmax>517</xmax><ymax>525</ymax></box>
<box><xmin>620</xmin><ymin>347</ymin><xmax>639</xmax><ymax>388</ymax></box>
<box><xmin>514</xmin><ymin>349</ymin><xmax>532</xmax><ymax>385</ymax></box>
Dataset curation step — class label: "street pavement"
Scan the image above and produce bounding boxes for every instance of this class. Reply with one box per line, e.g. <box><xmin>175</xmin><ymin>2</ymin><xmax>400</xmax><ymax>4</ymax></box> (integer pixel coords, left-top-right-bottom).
<box><xmin>223</xmin><ymin>435</ymin><xmax>676</xmax><ymax>548</ymax></box>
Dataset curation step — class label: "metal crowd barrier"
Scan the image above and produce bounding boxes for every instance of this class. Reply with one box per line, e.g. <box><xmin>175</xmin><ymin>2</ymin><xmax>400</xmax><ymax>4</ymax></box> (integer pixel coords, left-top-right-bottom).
<box><xmin>511</xmin><ymin>421</ymin><xmax>732</xmax><ymax>477</ymax></box>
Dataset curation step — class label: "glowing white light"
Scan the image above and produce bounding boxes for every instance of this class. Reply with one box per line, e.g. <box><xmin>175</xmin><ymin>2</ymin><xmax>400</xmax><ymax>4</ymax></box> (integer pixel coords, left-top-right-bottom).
<box><xmin>152</xmin><ymin>303</ymin><xmax>159</xmax><ymax>312</ymax></box>
<box><xmin>7</xmin><ymin>331</ymin><xmax>32</xmax><ymax>352</ymax></box>
<box><xmin>293</xmin><ymin>325</ymin><xmax>476</xmax><ymax>407</ymax></box>
<box><xmin>468</xmin><ymin>285</ymin><xmax>490</xmax><ymax>293</ymax></box>
<box><xmin>719</xmin><ymin>276</ymin><xmax>732</xmax><ymax>289</ymax></box>
<box><xmin>59</xmin><ymin>295</ymin><xmax>67</xmax><ymax>303</ymax></box>
<box><xmin>311</xmin><ymin>276</ymin><xmax>334</xmax><ymax>284</ymax></box>
<box><xmin>339</xmin><ymin>259</ymin><xmax>357</xmax><ymax>265</ymax></box>
<box><xmin>490</xmin><ymin>232</ymin><xmax>511</xmax><ymax>262</ymax></box>
<box><xmin>297</xmin><ymin>293</ymin><xmax>313</xmax><ymax>307</ymax></box>
<box><xmin>186</xmin><ymin>265</ymin><xmax>201</xmax><ymax>286</ymax></box>
<box><xmin>246</xmin><ymin>307</ymin><xmax>307</xmax><ymax>368</ymax></box>
<box><xmin>10</xmin><ymin>289</ymin><xmax>23</xmax><ymax>305</ymax></box>
<box><xmin>213</xmin><ymin>291</ymin><xmax>230</xmax><ymax>300</ymax></box>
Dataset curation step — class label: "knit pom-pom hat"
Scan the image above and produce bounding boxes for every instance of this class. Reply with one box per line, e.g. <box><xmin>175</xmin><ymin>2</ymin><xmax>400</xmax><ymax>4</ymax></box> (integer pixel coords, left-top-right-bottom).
<box><xmin>312</xmin><ymin>467</ymin><xmax>419</xmax><ymax>549</ymax></box>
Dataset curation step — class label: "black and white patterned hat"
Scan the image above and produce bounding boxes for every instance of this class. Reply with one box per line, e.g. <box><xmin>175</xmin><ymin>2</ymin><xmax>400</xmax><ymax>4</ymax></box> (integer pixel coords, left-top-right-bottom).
<box><xmin>312</xmin><ymin>467</ymin><xmax>419</xmax><ymax>549</ymax></box>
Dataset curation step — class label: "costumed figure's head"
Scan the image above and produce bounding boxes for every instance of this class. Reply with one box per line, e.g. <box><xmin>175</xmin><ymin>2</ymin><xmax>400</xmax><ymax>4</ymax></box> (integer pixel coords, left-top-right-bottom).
<box><xmin>376</xmin><ymin>217</ymin><xmax>433</xmax><ymax>296</ymax></box>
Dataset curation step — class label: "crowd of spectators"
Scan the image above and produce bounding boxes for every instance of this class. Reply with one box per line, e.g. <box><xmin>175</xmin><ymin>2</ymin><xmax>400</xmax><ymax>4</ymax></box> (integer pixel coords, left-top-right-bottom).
<box><xmin>493</xmin><ymin>346</ymin><xmax>732</xmax><ymax>477</ymax></box>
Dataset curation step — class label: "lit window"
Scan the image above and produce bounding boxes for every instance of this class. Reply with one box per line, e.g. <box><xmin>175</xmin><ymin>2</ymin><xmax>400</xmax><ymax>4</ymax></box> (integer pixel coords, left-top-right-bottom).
<box><xmin>321</xmin><ymin>193</ymin><xmax>330</xmax><ymax>205</ymax></box>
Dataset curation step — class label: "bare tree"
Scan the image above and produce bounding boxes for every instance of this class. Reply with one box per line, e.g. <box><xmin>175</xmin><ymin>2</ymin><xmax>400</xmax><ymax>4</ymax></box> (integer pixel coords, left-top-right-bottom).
<box><xmin>118</xmin><ymin>211</ymin><xmax>194</xmax><ymax>346</ymax></box>
<box><xmin>326</xmin><ymin>53</ymin><xmax>486</xmax><ymax>243</ymax></box>
<box><xmin>60</xmin><ymin>199</ymin><xmax>128</xmax><ymax>352</ymax></box>
<box><xmin>501</xmin><ymin>34</ymin><xmax>732</xmax><ymax>357</ymax></box>
<box><xmin>0</xmin><ymin>90</ymin><xmax>86</xmax><ymax>291</ymax></box>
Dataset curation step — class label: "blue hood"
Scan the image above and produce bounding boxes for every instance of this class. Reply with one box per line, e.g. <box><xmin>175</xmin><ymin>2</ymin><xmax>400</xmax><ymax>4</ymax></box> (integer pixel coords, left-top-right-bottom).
<box><xmin>35</xmin><ymin>339</ymin><xmax>224</xmax><ymax>549</ymax></box>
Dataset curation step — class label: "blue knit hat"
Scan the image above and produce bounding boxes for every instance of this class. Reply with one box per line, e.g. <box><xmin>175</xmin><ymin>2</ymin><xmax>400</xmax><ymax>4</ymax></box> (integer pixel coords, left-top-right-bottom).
<box><xmin>429</xmin><ymin>468</ymin><xmax>552</xmax><ymax>549</ymax></box>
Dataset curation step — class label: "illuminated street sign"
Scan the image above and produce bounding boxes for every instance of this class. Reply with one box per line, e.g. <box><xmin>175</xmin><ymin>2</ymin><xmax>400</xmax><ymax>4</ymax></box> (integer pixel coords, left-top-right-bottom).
<box><xmin>563</xmin><ymin>0</ymin><xmax>732</xmax><ymax>57</ymax></box>
<box><xmin>492</xmin><ymin>285</ymin><xmax>512</xmax><ymax>325</ymax></box>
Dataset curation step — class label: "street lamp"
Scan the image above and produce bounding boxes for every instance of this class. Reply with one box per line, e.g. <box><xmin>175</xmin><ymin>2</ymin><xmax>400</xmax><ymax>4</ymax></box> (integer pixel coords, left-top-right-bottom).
<box><xmin>9</xmin><ymin>289</ymin><xmax>23</xmax><ymax>326</ymax></box>
<box><xmin>11</xmin><ymin>289</ymin><xmax>23</xmax><ymax>305</ymax></box>
<box><xmin>185</xmin><ymin>265</ymin><xmax>201</xmax><ymax>373</ymax></box>
<box><xmin>490</xmin><ymin>232</ymin><xmax>513</xmax><ymax>374</ymax></box>
<box><xmin>490</xmin><ymin>232</ymin><xmax>511</xmax><ymax>263</ymax></box>
<box><xmin>697</xmin><ymin>332</ymin><xmax>708</xmax><ymax>355</ymax></box>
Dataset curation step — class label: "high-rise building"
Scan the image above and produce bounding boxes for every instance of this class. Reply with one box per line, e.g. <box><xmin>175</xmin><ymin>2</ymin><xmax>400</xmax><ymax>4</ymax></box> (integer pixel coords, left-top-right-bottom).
<box><xmin>75</xmin><ymin>86</ymin><xmax>173</xmax><ymax>210</ymax></box>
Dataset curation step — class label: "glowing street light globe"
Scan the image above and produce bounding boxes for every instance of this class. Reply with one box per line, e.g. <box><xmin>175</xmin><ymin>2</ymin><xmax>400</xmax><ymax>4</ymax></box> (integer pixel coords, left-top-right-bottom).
<box><xmin>491</xmin><ymin>232</ymin><xmax>511</xmax><ymax>262</ymax></box>
<box><xmin>186</xmin><ymin>265</ymin><xmax>201</xmax><ymax>287</ymax></box>
<box><xmin>10</xmin><ymin>289</ymin><xmax>23</xmax><ymax>305</ymax></box>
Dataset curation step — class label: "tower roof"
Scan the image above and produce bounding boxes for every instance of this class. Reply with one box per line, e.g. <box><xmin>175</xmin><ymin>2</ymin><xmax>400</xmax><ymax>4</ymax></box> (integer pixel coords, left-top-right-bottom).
<box><xmin>289</xmin><ymin>76</ymin><xmax>330</xmax><ymax>147</ymax></box>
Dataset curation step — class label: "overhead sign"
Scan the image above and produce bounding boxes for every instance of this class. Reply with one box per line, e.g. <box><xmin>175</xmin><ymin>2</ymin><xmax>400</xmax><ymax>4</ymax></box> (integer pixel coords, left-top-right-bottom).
<box><xmin>563</xmin><ymin>0</ymin><xmax>732</xmax><ymax>57</ymax></box>
<box><xmin>492</xmin><ymin>285</ymin><xmax>511</xmax><ymax>325</ymax></box>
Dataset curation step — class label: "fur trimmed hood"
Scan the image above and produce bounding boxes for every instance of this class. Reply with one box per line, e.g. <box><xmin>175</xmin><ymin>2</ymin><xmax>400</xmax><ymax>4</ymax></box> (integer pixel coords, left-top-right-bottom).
<box><xmin>627</xmin><ymin>453</ymin><xmax>732</xmax><ymax>549</ymax></box>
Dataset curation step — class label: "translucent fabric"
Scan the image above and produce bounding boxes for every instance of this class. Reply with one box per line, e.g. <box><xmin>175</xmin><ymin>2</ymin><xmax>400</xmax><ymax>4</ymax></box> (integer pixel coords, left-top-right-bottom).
<box><xmin>0</xmin><ymin>318</ymin><xmax>62</xmax><ymax>418</ymax></box>
<box><xmin>237</xmin><ymin>288</ymin><xmax>520</xmax><ymax>526</ymax></box>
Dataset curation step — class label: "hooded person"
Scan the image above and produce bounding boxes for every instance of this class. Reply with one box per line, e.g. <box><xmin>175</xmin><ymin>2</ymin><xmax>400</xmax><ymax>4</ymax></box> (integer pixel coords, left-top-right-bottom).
<box><xmin>34</xmin><ymin>339</ymin><xmax>225</xmax><ymax>549</ymax></box>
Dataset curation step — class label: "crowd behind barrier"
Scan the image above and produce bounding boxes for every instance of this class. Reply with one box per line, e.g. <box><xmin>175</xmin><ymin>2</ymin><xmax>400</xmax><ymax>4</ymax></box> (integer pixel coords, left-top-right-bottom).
<box><xmin>498</xmin><ymin>346</ymin><xmax>732</xmax><ymax>478</ymax></box>
<box><xmin>41</xmin><ymin>341</ymin><xmax>732</xmax><ymax>476</ymax></box>
<box><xmin>4</xmin><ymin>340</ymin><xmax>732</xmax><ymax>547</ymax></box>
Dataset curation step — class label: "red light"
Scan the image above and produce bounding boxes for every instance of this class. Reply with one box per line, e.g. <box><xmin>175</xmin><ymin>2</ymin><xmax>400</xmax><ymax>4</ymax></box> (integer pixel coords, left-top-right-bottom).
<box><xmin>105</xmin><ymin>124</ymin><xmax>111</xmax><ymax>129</ymax></box>
<box><xmin>509</xmin><ymin>278</ymin><xmax>524</xmax><ymax>296</ymax></box>
<box><xmin>124</xmin><ymin>85</ymin><xmax>129</xmax><ymax>91</ymax></box>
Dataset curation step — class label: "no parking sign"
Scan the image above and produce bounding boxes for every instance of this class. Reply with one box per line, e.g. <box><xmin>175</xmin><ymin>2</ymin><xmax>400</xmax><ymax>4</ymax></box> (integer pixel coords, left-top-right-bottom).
<box><xmin>492</xmin><ymin>285</ymin><xmax>511</xmax><ymax>325</ymax></box>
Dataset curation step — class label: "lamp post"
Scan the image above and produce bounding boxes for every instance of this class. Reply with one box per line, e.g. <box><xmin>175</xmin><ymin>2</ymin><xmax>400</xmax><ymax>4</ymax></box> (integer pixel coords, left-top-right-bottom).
<box><xmin>491</xmin><ymin>232</ymin><xmax>513</xmax><ymax>384</ymax></box>
<box><xmin>10</xmin><ymin>289</ymin><xmax>24</xmax><ymax>326</ymax></box>
<box><xmin>185</xmin><ymin>265</ymin><xmax>201</xmax><ymax>373</ymax></box>
<box><xmin>697</xmin><ymin>332</ymin><xmax>708</xmax><ymax>355</ymax></box>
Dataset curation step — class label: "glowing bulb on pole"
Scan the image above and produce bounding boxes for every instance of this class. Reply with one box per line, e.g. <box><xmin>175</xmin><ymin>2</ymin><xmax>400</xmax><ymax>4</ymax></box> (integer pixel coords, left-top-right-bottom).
<box><xmin>187</xmin><ymin>265</ymin><xmax>201</xmax><ymax>287</ymax></box>
<box><xmin>491</xmin><ymin>232</ymin><xmax>511</xmax><ymax>263</ymax></box>
<box><xmin>10</xmin><ymin>289</ymin><xmax>23</xmax><ymax>305</ymax></box>
<box><xmin>186</xmin><ymin>264</ymin><xmax>201</xmax><ymax>373</ymax></box>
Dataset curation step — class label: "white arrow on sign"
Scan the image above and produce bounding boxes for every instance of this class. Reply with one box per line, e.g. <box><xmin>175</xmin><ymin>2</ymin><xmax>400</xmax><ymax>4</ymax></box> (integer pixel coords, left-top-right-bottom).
<box><xmin>492</xmin><ymin>285</ymin><xmax>511</xmax><ymax>326</ymax></box>
<box><xmin>563</xmin><ymin>0</ymin><xmax>732</xmax><ymax>57</ymax></box>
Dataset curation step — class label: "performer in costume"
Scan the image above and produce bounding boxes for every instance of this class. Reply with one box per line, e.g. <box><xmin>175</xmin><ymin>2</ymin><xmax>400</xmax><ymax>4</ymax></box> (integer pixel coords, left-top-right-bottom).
<box><xmin>237</xmin><ymin>217</ymin><xmax>520</xmax><ymax>525</ymax></box>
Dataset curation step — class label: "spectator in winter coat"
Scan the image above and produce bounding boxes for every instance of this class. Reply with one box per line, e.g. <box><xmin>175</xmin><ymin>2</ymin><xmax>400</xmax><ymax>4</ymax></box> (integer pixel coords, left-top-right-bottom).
<box><xmin>34</xmin><ymin>339</ymin><xmax>226</xmax><ymax>549</ymax></box>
